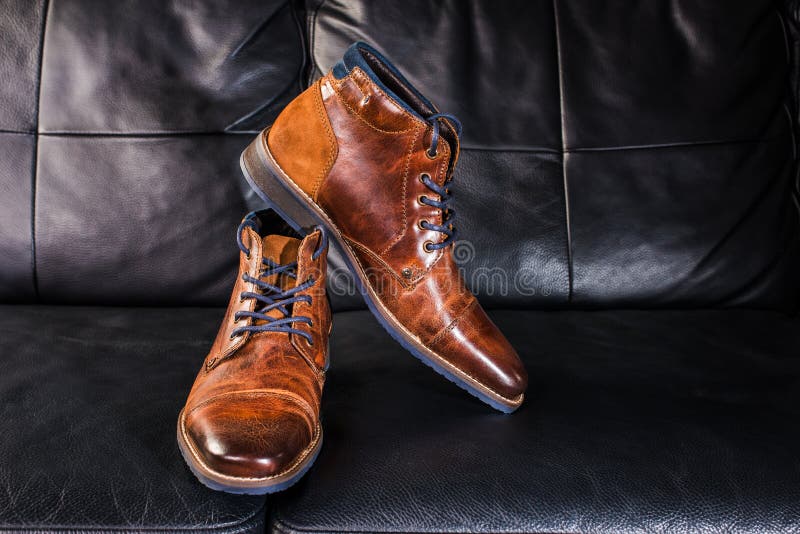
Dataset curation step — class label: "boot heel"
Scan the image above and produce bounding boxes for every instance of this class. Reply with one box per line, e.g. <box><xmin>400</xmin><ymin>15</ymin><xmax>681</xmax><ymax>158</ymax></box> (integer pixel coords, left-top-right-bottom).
<box><xmin>240</xmin><ymin>131</ymin><xmax>320</xmax><ymax>234</ymax></box>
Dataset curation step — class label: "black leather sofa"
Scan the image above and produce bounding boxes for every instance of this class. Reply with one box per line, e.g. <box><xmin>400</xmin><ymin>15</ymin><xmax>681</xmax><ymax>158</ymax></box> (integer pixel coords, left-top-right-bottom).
<box><xmin>2</xmin><ymin>1</ymin><xmax>800</xmax><ymax>532</ymax></box>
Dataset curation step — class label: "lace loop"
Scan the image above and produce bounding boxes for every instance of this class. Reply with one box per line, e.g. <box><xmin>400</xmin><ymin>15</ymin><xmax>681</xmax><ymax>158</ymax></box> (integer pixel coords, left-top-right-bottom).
<box><xmin>230</xmin><ymin>214</ymin><xmax>316</xmax><ymax>344</ymax></box>
<box><xmin>427</xmin><ymin>112</ymin><xmax>463</xmax><ymax>157</ymax></box>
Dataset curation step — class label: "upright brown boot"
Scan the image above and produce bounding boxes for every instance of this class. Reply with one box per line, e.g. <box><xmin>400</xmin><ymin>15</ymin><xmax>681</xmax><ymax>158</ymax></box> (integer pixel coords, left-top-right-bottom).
<box><xmin>177</xmin><ymin>210</ymin><xmax>330</xmax><ymax>493</ymax></box>
<box><xmin>241</xmin><ymin>42</ymin><xmax>527</xmax><ymax>413</ymax></box>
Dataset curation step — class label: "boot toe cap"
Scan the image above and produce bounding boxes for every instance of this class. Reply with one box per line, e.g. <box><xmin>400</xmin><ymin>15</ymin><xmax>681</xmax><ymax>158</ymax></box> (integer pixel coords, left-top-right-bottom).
<box><xmin>429</xmin><ymin>304</ymin><xmax>528</xmax><ymax>406</ymax></box>
<box><xmin>183</xmin><ymin>393</ymin><xmax>316</xmax><ymax>480</ymax></box>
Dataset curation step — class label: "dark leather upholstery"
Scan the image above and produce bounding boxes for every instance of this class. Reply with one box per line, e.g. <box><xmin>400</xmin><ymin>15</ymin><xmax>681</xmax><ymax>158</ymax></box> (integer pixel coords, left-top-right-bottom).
<box><xmin>2</xmin><ymin>0</ymin><xmax>798</xmax><ymax>310</ymax></box>
<box><xmin>1</xmin><ymin>0</ymin><xmax>799</xmax><ymax>532</ymax></box>
<box><xmin>0</xmin><ymin>0</ymin><xmax>306</xmax><ymax>306</ymax></box>
<box><xmin>3</xmin><ymin>305</ymin><xmax>795</xmax><ymax>532</ymax></box>
<box><xmin>0</xmin><ymin>305</ymin><xmax>266</xmax><ymax>533</ymax></box>
<box><xmin>311</xmin><ymin>0</ymin><xmax>800</xmax><ymax>310</ymax></box>
<box><xmin>0</xmin><ymin>0</ymin><xmax>44</xmax><ymax>302</ymax></box>
<box><xmin>272</xmin><ymin>309</ymin><xmax>800</xmax><ymax>534</ymax></box>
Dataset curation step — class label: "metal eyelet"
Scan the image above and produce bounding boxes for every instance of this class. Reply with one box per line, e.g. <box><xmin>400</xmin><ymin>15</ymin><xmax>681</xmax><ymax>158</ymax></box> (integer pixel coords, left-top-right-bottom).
<box><xmin>418</xmin><ymin>220</ymin><xmax>428</xmax><ymax>230</ymax></box>
<box><xmin>417</xmin><ymin>195</ymin><xmax>428</xmax><ymax>206</ymax></box>
<box><xmin>419</xmin><ymin>173</ymin><xmax>430</xmax><ymax>183</ymax></box>
<box><xmin>425</xmin><ymin>149</ymin><xmax>438</xmax><ymax>159</ymax></box>
<box><xmin>423</xmin><ymin>241</ymin><xmax>435</xmax><ymax>253</ymax></box>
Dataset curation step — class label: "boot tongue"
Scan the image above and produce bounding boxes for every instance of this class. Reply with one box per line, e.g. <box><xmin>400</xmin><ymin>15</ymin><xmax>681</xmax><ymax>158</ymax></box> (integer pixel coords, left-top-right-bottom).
<box><xmin>257</xmin><ymin>235</ymin><xmax>301</xmax><ymax>321</ymax></box>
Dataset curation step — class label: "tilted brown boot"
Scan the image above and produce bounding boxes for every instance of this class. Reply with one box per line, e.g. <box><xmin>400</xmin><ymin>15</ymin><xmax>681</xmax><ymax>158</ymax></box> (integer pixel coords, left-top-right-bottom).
<box><xmin>241</xmin><ymin>42</ymin><xmax>527</xmax><ymax>413</ymax></box>
<box><xmin>177</xmin><ymin>210</ymin><xmax>330</xmax><ymax>493</ymax></box>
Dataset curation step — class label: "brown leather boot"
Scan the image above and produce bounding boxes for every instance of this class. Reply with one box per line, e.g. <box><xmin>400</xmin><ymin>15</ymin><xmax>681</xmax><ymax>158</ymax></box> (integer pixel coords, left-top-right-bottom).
<box><xmin>177</xmin><ymin>210</ymin><xmax>330</xmax><ymax>494</ymax></box>
<box><xmin>241</xmin><ymin>42</ymin><xmax>527</xmax><ymax>413</ymax></box>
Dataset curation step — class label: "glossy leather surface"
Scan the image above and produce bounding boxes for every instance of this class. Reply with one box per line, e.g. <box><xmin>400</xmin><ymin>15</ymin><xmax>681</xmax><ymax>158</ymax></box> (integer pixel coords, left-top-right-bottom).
<box><xmin>0</xmin><ymin>0</ymin><xmax>799</xmax><ymax>531</ymax></box>
<box><xmin>0</xmin><ymin>305</ymin><xmax>267</xmax><ymax>533</ymax></box>
<box><xmin>0</xmin><ymin>0</ymin><xmax>306</xmax><ymax>306</ymax></box>
<box><xmin>266</xmin><ymin>54</ymin><xmax>527</xmax><ymax>408</ymax></box>
<box><xmin>3</xmin><ymin>305</ymin><xmax>798</xmax><ymax>533</ymax></box>
<box><xmin>0</xmin><ymin>1</ymin><xmax>796</xmax><ymax>310</ymax></box>
<box><xmin>272</xmin><ymin>308</ymin><xmax>800</xmax><ymax>534</ymax></box>
<box><xmin>0</xmin><ymin>0</ymin><xmax>45</xmax><ymax>302</ymax></box>
<box><xmin>39</xmin><ymin>0</ymin><xmax>304</xmax><ymax>134</ymax></box>
<box><xmin>182</xmin><ymin>224</ymin><xmax>330</xmax><ymax>482</ymax></box>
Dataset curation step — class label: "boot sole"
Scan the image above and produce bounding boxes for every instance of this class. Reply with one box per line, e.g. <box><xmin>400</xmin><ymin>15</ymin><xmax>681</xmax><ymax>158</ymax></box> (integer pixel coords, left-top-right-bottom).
<box><xmin>176</xmin><ymin>409</ymin><xmax>323</xmax><ymax>494</ymax></box>
<box><xmin>240</xmin><ymin>130</ymin><xmax>523</xmax><ymax>414</ymax></box>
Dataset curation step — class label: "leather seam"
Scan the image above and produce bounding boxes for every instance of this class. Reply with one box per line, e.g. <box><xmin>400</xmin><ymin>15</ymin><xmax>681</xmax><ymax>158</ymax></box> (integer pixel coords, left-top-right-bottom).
<box><xmin>351</xmin><ymin>67</ymin><xmax>429</xmax><ymax>130</ymax></box>
<box><xmin>186</xmin><ymin>389</ymin><xmax>316</xmax><ymax>423</ymax></box>
<box><xmin>180</xmin><ymin>410</ymin><xmax>322</xmax><ymax>483</ymax></box>
<box><xmin>428</xmin><ymin>298</ymin><xmax>478</xmax><ymax>348</ymax></box>
<box><xmin>290</xmin><ymin>235</ymin><xmax>327</xmax><ymax>372</ymax></box>
<box><xmin>552</xmin><ymin>0</ymin><xmax>574</xmax><ymax>303</ymax></box>
<box><xmin>30</xmin><ymin>0</ymin><xmax>49</xmax><ymax>303</ymax></box>
<box><xmin>379</xmin><ymin>124</ymin><xmax>421</xmax><ymax>256</ymax></box>
<box><xmin>206</xmin><ymin>230</ymin><xmax>261</xmax><ymax>371</ymax></box>
<box><xmin>260</xmin><ymin>140</ymin><xmax>522</xmax><ymax>405</ymax></box>
<box><xmin>344</xmin><ymin>235</ymin><xmax>409</xmax><ymax>287</ymax></box>
<box><xmin>310</xmin><ymin>80</ymin><xmax>338</xmax><ymax>200</ymax></box>
<box><xmin>331</xmin><ymin>70</ymin><xmax>417</xmax><ymax>134</ymax></box>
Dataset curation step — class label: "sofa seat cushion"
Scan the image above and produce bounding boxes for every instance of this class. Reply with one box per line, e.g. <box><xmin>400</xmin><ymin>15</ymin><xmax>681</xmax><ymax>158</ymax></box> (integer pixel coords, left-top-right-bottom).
<box><xmin>272</xmin><ymin>309</ymin><xmax>800</xmax><ymax>533</ymax></box>
<box><xmin>1</xmin><ymin>306</ymin><xmax>799</xmax><ymax>533</ymax></box>
<box><xmin>0</xmin><ymin>305</ymin><xmax>266</xmax><ymax>533</ymax></box>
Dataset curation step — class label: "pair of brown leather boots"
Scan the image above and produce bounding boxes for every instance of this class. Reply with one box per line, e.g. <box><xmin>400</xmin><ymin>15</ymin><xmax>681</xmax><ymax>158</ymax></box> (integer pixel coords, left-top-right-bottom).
<box><xmin>177</xmin><ymin>42</ymin><xmax>528</xmax><ymax>494</ymax></box>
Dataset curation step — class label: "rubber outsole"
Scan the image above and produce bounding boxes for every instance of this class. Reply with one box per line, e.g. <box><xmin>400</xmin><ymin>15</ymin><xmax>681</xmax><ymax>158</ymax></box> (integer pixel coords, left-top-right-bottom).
<box><xmin>176</xmin><ymin>410</ymin><xmax>323</xmax><ymax>495</ymax></box>
<box><xmin>239</xmin><ymin>131</ymin><xmax>523</xmax><ymax>414</ymax></box>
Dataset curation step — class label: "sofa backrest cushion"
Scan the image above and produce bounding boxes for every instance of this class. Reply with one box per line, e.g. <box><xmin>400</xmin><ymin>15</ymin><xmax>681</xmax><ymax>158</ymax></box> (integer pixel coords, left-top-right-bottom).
<box><xmin>311</xmin><ymin>0</ymin><xmax>800</xmax><ymax>310</ymax></box>
<box><xmin>0</xmin><ymin>0</ymin><xmax>305</xmax><ymax>305</ymax></box>
<box><xmin>0</xmin><ymin>0</ymin><xmax>798</xmax><ymax>310</ymax></box>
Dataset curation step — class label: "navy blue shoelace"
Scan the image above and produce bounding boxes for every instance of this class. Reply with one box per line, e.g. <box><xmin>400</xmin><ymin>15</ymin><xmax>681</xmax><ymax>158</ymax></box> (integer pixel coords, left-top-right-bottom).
<box><xmin>231</xmin><ymin>213</ymin><xmax>325</xmax><ymax>345</ymax></box>
<box><xmin>421</xmin><ymin>113</ymin><xmax>462</xmax><ymax>251</ymax></box>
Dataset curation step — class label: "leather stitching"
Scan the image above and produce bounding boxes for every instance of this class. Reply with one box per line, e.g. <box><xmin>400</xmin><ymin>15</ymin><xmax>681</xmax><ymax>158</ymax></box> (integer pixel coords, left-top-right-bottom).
<box><xmin>261</xmin><ymin>142</ymin><xmax>522</xmax><ymax>405</ymax></box>
<box><xmin>350</xmin><ymin>67</ymin><xmax>429</xmax><ymax>130</ymax></box>
<box><xmin>344</xmin><ymin>235</ymin><xmax>410</xmax><ymax>287</ymax></box>
<box><xmin>331</xmin><ymin>70</ymin><xmax>417</xmax><ymax>134</ymax></box>
<box><xmin>290</xmin><ymin>232</ymin><xmax>327</xmax><ymax>373</ymax></box>
<box><xmin>186</xmin><ymin>389</ymin><xmax>317</xmax><ymax>423</ymax></box>
<box><xmin>379</xmin><ymin>124</ymin><xmax>421</xmax><ymax>257</ymax></box>
<box><xmin>428</xmin><ymin>298</ymin><xmax>478</xmax><ymax>348</ymax></box>
<box><xmin>206</xmin><ymin>228</ymin><xmax>261</xmax><ymax>371</ymax></box>
<box><xmin>179</xmin><ymin>410</ymin><xmax>322</xmax><ymax>483</ymax></box>
<box><xmin>310</xmin><ymin>80</ymin><xmax>338</xmax><ymax>200</ymax></box>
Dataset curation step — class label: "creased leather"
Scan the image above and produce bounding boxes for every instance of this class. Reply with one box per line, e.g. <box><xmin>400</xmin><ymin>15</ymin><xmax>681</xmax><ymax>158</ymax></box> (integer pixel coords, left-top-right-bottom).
<box><xmin>182</xmin><ymin>226</ymin><xmax>330</xmax><ymax>480</ymax></box>
<box><xmin>266</xmin><ymin>59</ymin><xmax>527</xmax><ymax>404</ymax></box>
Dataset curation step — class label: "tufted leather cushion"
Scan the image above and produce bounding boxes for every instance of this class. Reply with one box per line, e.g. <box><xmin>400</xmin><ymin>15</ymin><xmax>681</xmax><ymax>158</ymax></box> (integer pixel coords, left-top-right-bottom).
<box><xmin>2</xmin><ymin>1</ymin><xmax>798</xmax><ymax>310</ymax></box>
<box><xmin>310</xmin><ymin>0</ymin><xmax>800</xmax><ymax>310</ymax></box>
<box><xmin>0</xmin><ymin>0</ymin><xmax>306</xmax><ymax>306</ymax></box>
